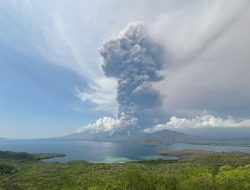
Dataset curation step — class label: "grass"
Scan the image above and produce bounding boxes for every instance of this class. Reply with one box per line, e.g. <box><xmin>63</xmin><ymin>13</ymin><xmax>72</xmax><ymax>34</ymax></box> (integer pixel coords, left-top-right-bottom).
<box><xmin>0</xmin><ymin>150</ymin><xmax>250</xmax><ymax>189</ymax></box>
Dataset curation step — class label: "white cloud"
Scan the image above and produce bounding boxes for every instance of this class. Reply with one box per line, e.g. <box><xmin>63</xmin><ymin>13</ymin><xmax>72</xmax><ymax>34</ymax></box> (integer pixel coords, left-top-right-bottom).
<box><xmin>144</xmin><ymin>114</ymin><xmax>250</xmax><ymax>133</ymax></box>
<box><xmin>76</xmin><ymin>114</ymin><xmax>139</xmax><ymax>134</ymax></box>
<box><xmin>76</xmin><ymin>117</ymin><xmax>121</xmax><ymax>133</ymax></box>
<box><xmin>75</xmin><ymin>77</ymin><xmax>118</xmax><ymax>111</ymax></box>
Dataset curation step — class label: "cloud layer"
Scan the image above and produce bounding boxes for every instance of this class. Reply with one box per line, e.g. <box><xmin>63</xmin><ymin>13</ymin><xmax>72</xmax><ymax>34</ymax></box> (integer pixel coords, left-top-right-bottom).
<box><xmin>151</xmin><ymin>0</ymin><xmax>250</xmax><ymax>116</ymax></box>
<box><xmin>2</xmin><ymin>0</ymin><xmax>250</xmax><ymax>116</ymax></box>
<box><xmin>1</xmin><ymin>0</ymin><xmax>250</xmax><ymax>136</ymax></box>
<box><xmin>144</xmin><ymin>114</ymin><xmax>250</xmax><ymax>133</ymax></box>
<box><xmin>76</xmin><ymin>116</ymin><xmax>138</xmax><ymax>134</ymax></box>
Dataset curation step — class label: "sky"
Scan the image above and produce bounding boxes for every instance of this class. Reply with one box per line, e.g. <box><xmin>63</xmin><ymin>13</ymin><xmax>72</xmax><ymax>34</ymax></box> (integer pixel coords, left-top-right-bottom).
<box><xmin>0</xmin><ymin>0</ymin><xmax>250</xmax><ymax>138</ymax></box>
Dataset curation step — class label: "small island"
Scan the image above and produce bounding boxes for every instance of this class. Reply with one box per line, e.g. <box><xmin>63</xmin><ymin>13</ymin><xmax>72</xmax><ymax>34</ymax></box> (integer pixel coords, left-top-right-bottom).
<box><xmin>0</xmin><ymin>150</ymin><xmax>65</xmax><ymax>161</ymax></box>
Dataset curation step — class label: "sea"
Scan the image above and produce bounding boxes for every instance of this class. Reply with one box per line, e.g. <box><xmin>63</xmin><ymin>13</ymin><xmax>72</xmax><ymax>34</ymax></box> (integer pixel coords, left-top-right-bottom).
<box><xmin>1</xmin><ymin>140</ymin><xmax>250</xmax><ymax>163</ymax></box>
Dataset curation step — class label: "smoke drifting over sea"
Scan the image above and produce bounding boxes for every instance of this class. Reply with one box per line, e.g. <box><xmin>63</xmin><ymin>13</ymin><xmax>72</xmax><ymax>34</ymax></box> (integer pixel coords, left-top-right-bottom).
<box><xmin>99</xmin><ymin>23</ymin><xmax>165</xmax><ymax>133</ymax></box>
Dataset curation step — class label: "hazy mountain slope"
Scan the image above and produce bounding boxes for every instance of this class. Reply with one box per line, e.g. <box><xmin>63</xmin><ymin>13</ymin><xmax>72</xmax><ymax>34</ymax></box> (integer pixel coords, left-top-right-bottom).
<box><xmin>178</xmin><ymin>127</ymin><xmax>250</xmax><ymax>139</ymax></box>
<box><xmin>141</xmin><ymin>130</ymin><xmax>204</xmax><ymax>145</ymax></box>
<box><xmin>54</xmin><ymin>129</ymin><xmax>202</xmax><ymax>145</ymax></box>
<box><xmin>53</xmin><ymin>127</ymin><xmax>250</xmax><ymax>146</ymax></box>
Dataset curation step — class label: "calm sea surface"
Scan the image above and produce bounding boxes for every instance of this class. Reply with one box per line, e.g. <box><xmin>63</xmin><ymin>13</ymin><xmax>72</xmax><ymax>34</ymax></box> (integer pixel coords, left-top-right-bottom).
<box><xmin>1</xmin><ymin>140</ymin><xmax>250</xmax><ymax>163</ymax></box>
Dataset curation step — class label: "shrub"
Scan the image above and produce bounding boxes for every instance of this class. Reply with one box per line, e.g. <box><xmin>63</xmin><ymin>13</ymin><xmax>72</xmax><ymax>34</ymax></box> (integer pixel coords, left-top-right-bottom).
<box><xmin>0</xmin><ymin>164</ymin><xmax>16</xmax><ymax>174</ymax></box>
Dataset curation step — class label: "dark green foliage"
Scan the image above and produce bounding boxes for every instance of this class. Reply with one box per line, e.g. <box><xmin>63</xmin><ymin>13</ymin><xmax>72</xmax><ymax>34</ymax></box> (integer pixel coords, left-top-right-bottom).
<box><xmin>0</xmin><ymin>150</ymin><xmax>65</xmax><ymax>162</ymax></box>
<box><xmin>0</xmin><ymin>151</ymin><xmax>34</xmax><ymax>161</ymax></box>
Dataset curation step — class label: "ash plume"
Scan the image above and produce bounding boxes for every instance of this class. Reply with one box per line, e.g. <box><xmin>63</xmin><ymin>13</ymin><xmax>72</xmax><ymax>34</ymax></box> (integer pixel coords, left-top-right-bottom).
<box><xmin>100</xmin><ymin>23</ymin><xmax>165</xmax><ymax>133</ymax></box>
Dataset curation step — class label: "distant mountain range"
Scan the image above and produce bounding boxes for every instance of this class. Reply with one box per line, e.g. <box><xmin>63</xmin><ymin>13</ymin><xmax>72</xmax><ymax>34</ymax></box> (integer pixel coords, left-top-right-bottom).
<box><xmin>53</xmin><ymin>129</ymin><xmax>205</xmax><ymax>145</ymax></box>
<box><xmin>2</xmin><ymin>128</ymin><xmax>250</xmax><ymax>146</ymax></box>
<box><xmin>54</xmin><ymin>131</ymin><xmax>134</xmax><ymax>142</ymax></box>
<box><xmin>53</xmin><ymin>127</ymin><xmax>250</xmax><ymax>146</ymax></box>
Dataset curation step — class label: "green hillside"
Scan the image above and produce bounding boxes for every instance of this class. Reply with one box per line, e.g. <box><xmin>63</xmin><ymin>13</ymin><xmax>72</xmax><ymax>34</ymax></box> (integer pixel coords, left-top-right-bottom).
<box><xmin>0</xmin><ymin>150</ymin><xmax>250</xmax><ymax>189</ymax></box>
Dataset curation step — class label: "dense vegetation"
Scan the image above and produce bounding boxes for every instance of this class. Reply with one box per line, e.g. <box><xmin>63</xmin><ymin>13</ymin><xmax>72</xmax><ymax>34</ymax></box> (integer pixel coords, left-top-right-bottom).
<box><xmin>0</xmin><ymin>150</ymin><xmax>250</xmax><ymax>190</ymax></box>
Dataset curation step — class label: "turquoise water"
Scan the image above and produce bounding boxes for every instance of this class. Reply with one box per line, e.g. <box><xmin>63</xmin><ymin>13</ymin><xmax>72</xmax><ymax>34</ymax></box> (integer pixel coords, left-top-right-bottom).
<box><xmin>0</xmin><ymin>140</ymin><xmax>250</xmax><ymax>163</ymax></box>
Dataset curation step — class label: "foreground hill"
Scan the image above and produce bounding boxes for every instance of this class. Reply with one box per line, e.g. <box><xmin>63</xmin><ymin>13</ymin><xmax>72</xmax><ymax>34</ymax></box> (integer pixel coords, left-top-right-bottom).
<box><xmin>0</xmin><ymin>150</ymin><xmax>250</xmax><ymax>189</ymax></box>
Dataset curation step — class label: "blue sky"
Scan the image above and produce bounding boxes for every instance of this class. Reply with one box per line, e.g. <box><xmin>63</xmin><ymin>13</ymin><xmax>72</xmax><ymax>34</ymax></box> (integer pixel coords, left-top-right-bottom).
<box><xmin>0</xmin><ymin>37</ymin><xmax>110</xmax><ymax>138</ymax></box>
<box><xmin>0</xmin><ymin>0</ymin><xmax>250</xmax><ymax>138</ymax></box>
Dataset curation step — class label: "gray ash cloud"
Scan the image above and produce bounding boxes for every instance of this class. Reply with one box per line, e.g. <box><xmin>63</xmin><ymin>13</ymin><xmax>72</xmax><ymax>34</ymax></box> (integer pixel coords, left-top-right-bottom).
<box><xmin>100</xmin><ymin>23</ymin><xmax>165</xmax><ymax>133</ymax></box>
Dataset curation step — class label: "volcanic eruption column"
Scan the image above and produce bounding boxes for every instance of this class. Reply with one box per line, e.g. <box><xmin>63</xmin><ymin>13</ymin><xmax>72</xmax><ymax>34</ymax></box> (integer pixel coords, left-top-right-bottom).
<box><xmin>100</xmin><ymin>23</ymin><xmax>165</xmax><ymax>133</ymax></box>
